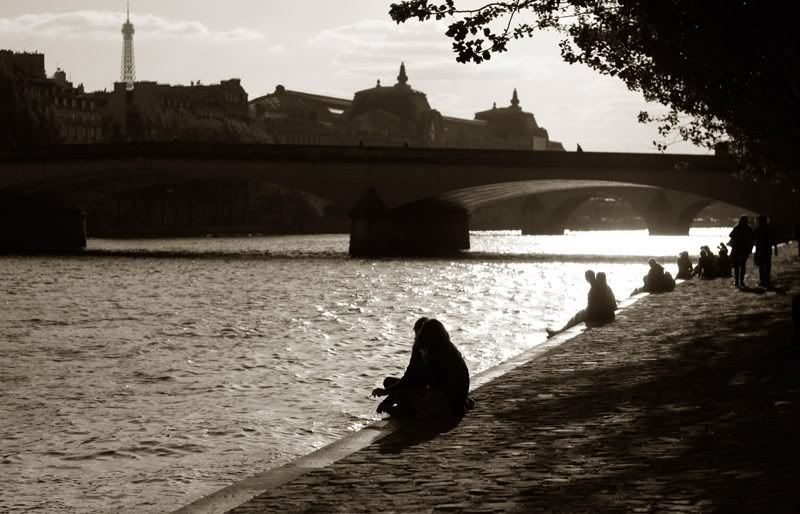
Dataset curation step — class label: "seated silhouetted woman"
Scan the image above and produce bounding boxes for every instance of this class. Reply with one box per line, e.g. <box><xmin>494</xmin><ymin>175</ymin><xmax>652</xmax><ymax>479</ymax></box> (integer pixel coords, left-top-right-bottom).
<box><xmin>634</xmin><ymin>259</ymin><xmax>675</xmax><ymax>294</ymax></box>
<box><xmin>717</xmin><ymin>243</ymin><xmax>732</xmax><ymax>278</ymax></box>
<box><xmin>676</xmin><ymin>251</ymin><xmax>693</xmax><ymax>280</ymax></box>
<box><xmin>692</xmin><ymin>249</ymin><xmax>718</xmax><ymax>279</ymax></box>
<box><xmin>372</xmin><ymin>317</ymin><xmax>475</xmax><ymax>418</ymax></box>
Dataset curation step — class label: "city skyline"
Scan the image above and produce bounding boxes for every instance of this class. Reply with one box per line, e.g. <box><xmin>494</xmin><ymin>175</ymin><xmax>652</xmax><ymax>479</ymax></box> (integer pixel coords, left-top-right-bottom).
<box><xmin>0</xmin><ymin>0</ymin><xmax>708</xmax><ymax>154</ymax></box>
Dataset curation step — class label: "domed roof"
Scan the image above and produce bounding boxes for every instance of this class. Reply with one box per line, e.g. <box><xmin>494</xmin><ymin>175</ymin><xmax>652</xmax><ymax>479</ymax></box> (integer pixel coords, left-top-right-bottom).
<box><xmin>346</xmin><ymin>62</ymin><xmax>432</xmax><ymax>124</ymax></box>
<box><xmin>475</xmin><ymin>88</ymin><xmax>531</xmax><ymax>121</ymax></box>
<box><xmin>474</xmin><ymin>88</ymin><xmax>551</xmax><ymax>140</ymax></box>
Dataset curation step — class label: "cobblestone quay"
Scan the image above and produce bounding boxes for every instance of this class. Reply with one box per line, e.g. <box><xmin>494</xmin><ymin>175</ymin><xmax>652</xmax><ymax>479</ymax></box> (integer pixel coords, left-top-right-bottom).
<box><xmin>228</xmin><ymin>249</ymin><xmax>800</xmax><ymax>513</ymax></box>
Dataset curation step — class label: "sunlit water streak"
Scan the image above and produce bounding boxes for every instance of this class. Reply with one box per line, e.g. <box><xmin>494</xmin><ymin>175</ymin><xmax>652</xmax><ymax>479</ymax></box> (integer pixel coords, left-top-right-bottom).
<box><xmin>0</xmin><ymin>228</ymin><xmax>729</xmax><ymax>513</ymax></box>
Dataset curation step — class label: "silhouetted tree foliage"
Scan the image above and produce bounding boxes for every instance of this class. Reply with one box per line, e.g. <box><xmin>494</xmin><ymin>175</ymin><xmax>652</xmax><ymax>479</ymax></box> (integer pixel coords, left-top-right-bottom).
<box><xmin>389</xmin><ymin>1</ymin><xmax>800</xmax><ymax>184</ymax></box>
<box><xmin>117</xmin><ymin>103</ymin><xmax>269</xmax><ymax>143</ymax></box>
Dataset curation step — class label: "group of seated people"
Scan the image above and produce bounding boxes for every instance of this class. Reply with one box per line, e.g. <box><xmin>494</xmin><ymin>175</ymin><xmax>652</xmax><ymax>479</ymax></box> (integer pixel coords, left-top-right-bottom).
<box><xmin>676</xmin><ymin>244</ymin><xmax>732</xmax><ymax>280</ymax></box>
<box><xmin>375</xmin><ymin>271</ymin><xmax>620</xmax><ymax>419</ymax></box>
<box><xmin>374</xmin><ymin>257</ymin><xmax>691</xmax><ymax>419</ymax></box>
<box><xmin>376</xmin><ymin>233</ymin><xmax>766</xmax><ymax>420</ymax></box>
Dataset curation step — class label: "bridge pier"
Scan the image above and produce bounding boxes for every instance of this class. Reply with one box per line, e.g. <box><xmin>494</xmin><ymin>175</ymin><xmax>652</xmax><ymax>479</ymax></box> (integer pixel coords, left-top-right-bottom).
<box><xmin>643</xmin><ymin>217</ymin><xmax>693</xmax><ymax>235</ymax></box>
<box><xmin>519</xmin><ymin>201</ymin><xmax>566</xmax><ymax>234</ymax></box>
<box><xmin>0</xmin><ymin>204</ymin><xmax>87</xmax><ymax>253</ymax></box>
<box><xmin>349</xmin><ymin>189</ymin><xmax>469</xmax><ymax>257</ymax></box>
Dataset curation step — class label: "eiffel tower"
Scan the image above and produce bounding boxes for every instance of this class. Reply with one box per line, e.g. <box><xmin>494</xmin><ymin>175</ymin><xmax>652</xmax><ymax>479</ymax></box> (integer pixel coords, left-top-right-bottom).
<box><xmin>120</xmin><ymin>2</ymin><xmax>135</xmax><ymax>90</ymax></box>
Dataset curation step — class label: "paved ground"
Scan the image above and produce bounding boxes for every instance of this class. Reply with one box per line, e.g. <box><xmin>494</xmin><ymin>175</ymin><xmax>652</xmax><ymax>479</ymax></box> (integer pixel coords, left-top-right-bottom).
<box><xmin>228</xmin><ymin>249</ymin><xmax>800</xmax><ymax>514</ymax></box>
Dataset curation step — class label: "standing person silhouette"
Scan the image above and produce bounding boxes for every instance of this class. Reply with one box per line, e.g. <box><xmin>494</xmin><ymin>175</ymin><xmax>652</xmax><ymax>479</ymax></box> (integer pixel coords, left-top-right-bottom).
<box><xmin>728</xmin><ymin>215</ymin><xmax>755</xmax><ymax>288</ymax></box>
<box><xmin>754</xmin><ymin>215</ymin><xmax>778</xmax><ymax>287</ymax></box>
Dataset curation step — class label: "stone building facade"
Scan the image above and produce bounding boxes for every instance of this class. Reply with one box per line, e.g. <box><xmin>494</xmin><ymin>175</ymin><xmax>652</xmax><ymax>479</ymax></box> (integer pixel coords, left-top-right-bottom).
<box><xmin>249</xmin><ymin>63</ymin><xmax>565</xmax><ymax>151</ymax></box>
<box><xmin>50</xmin><ymin>69</ymin><xmax>108</xmax><ymax>144</ymax></box>
<box><xmin>104</xmin><ymin>78</ymin><xmax>265</xmax><ymax>143</ymax></box>
<box><xmin>472</xmin><ymin>89</ymin><xmax>565</xmax><ymax>151</ymax></box>
<box><xmin>1</xmin><ymin>50</ymin><xmax>58</xmax><ymax>145</ymax></box>
<box><xmin>249</xmin><ymin>85</ymin><xmax>350</xmax><ymax>145</ymax></box>
<box><xmin>0</xmin><ymin>49</ymin><xmax>106</xmax><ymax>145</ymax></box>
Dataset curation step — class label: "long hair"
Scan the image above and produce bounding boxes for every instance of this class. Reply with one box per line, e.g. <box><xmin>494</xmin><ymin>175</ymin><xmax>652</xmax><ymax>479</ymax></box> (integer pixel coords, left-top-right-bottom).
<box><xmin>413</xmin><ymin>316</ymin><xmax>429</xmax><ymax>336</ymax></box>
<box><xmin>417</xmin><ymin>318</ymin><xmax>451</xmax><ymax>355</ymax></box>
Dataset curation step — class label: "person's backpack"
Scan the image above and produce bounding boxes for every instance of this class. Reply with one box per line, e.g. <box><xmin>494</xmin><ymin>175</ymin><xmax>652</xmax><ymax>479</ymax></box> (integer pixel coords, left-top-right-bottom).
<box><xmin>663</xmin><ymin>271</ymin><xmax>676</xmax><ymax>291</ymax></box>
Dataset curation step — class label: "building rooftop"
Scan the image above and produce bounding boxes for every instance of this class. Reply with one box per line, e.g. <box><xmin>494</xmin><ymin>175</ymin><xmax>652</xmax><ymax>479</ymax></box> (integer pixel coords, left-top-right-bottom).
<box><xmin>250</xmin><ymin>86</ymin><xmax>352</xmax><ymax>110</ymax></box>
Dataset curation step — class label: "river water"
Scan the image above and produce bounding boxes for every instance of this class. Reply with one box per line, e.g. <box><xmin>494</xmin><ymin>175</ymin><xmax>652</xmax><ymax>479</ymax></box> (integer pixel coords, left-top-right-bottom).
<box><xmin>1</xmin><ymin>229</ymin><xmax>729</xmax><ymax>513</ymax></box>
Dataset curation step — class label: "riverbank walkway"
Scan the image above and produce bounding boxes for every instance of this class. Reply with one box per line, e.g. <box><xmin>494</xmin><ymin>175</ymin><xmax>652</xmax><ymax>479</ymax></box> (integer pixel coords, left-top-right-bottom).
<box><xmin>216</xmin><ymin>248</ymin><xmax>800</xmax><ymax>513</ymax></box>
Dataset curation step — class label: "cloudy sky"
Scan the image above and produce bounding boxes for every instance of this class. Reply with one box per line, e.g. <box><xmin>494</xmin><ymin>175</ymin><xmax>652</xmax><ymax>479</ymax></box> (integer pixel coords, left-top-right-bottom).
<box><xmin>1</xmin><ymin>1</ymin><xmax>706</xmax><ymax>154</ymax></box>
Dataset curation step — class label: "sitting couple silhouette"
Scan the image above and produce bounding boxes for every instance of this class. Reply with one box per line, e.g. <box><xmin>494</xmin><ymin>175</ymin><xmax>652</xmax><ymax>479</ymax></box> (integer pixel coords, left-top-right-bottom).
<box><xmin>371</xmin><ymin>317</ymin><xmax>476</xmax><ymax>419</ymax></box>
<box><xmin>546</xmin><ymin>270</ymin><xmax>617</xmax><ymax>339</ymax></box>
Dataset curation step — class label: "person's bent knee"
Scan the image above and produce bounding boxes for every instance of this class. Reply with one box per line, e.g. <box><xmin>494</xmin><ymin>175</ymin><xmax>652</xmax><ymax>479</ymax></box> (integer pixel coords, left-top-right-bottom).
<box><xmin>383</xmin><ymin>376</ymin><xmax>401</xmax><ymax>388</ymax></box>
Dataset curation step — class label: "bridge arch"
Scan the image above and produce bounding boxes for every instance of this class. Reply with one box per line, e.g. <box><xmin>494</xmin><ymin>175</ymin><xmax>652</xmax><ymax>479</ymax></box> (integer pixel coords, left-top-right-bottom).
<box><xmin>553</xmin><ymin>193</ymin><xmax>646</xmax><ymax>232</ymax></box>
<box><xmin>486</xmin><ymin>186</ymin><xmax>718</xmax><ymax>236</ymax></box>
<box><xmin>540</xmin><ymin>191</ymin><xmax>643</xmax><ymax>234</ymax></box>
<box><xmin>690</xmin><ymin>201</ymin><xmax>757</xmax><ymax>229</ymax></box>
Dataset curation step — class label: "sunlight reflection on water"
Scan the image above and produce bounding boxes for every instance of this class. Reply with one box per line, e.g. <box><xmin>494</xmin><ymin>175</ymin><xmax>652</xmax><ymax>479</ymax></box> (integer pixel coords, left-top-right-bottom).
<box><xmin>470</xmin><ymin>227</ymin><xmax>732</xmax><ymax>257</ymax></box>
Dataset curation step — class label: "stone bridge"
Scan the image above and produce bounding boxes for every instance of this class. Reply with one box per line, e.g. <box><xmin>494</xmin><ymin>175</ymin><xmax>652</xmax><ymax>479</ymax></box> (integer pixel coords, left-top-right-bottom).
<box><xmin>0</xmin><ymin>144</ymin><xmax>794</xmax><ymax>255</ymax></box>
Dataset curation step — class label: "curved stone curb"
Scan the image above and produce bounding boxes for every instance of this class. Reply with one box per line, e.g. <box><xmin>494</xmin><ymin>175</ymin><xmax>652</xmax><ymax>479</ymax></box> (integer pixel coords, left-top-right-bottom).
<box><xmin>170</xmin><ymin>421</ymin><xmax>393</xmax><ymax>514</ymax></box>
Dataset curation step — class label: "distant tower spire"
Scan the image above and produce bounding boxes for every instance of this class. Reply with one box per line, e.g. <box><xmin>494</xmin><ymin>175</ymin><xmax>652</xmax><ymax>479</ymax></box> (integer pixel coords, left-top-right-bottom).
<box><xmin>510</xmin><ymin>88</ymin><xmax>520</xmax><ymax>108</ymax></box>
<box><xmin>396</xmin><ymin>62</ymin><xmax>409</xmax><ymax>87</ymax></box>
<box><xmin>120</xmin><ymin>2</ymin><xmax>136</xmax><ymax>91</ymax></box>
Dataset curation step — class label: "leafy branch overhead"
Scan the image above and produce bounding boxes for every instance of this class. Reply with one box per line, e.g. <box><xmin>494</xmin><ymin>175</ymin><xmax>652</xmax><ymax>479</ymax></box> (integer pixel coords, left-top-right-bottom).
<box><xmin>389</xmin><ymin>0</ymin><xmax>800</xmax><ymax>184</ymax></box>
